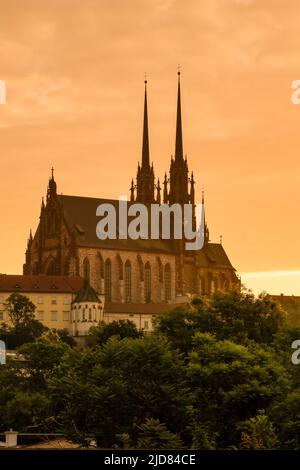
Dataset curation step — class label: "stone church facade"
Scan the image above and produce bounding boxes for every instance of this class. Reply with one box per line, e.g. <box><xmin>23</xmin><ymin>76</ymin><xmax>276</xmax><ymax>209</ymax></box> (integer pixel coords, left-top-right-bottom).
<box><xmin>23</xmin><ymin>73</ymin><xmax>240</xmax><ymax>303</ymax></box>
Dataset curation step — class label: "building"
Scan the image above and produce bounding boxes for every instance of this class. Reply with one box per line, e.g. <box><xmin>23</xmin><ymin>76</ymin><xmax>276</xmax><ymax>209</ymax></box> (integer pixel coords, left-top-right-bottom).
<box><xmin>0</xmin><ymin>274</ymin><xmax>181</xmax><ymax>335</ymax></box>
<box><xmin>0</xmin><ymin>275</ymin><xmax>82</xmax><ymax>329</ymax></box>
<box><xmin>23</xmin><ymin>73</ymin><xmax>240</xmax><ymax>304</ymax></box>
<box><xmin>71</xmin><ymin>278</ymin><xmax>103</xmax><ymax>336</ymax></box>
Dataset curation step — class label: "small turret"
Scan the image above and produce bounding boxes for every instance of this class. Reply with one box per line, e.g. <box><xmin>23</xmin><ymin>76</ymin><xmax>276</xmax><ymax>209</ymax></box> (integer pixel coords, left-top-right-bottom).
<box><xmin>163</xmin><ymin>172</ymin><xmax>168</xmax><ymax>203</ymax></box>
<box><xmin>156</xmin><ymin>178</ymin><xmax>161</xmax><ymax>204</ymax></box>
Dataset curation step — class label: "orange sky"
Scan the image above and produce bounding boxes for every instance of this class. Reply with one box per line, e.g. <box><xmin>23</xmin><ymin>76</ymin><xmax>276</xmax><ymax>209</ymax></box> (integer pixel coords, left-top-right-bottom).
<box><xmin>0</xmin><ymin>0</ymin><xmax>300</xmax><ymax>295</ymax></box>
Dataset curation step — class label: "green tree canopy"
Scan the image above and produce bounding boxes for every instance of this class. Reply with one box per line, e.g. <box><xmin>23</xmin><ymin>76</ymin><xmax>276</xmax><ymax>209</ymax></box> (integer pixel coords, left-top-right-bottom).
<box><xmin>89</xmin><ymin>319</ymin><xmax>141</xmax><ymax>346</ymax></box>
<box><xmin>187</xmin><ymin>332</ymin><xmax>290</xmax><ymax>448</ymax></box>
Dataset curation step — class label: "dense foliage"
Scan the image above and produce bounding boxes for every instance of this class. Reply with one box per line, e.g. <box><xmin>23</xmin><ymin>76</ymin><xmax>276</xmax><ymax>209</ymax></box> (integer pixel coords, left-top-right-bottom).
<box><xmin>0</xmin><ymin>290</ymin><xmax>300</xmax><ymax>449</ymax></box>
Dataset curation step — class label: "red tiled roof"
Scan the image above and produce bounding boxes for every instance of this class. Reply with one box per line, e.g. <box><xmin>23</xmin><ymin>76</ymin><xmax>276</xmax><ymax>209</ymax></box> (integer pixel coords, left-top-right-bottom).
<box><xmin>0</xmin><ymin>275</ymin><xmax>84</xmax><ymax>293</ymax></box>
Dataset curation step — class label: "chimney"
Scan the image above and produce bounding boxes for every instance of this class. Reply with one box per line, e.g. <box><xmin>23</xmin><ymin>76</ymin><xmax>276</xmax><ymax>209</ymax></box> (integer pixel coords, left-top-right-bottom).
<box><xmin>4</xmin><ymin>429</ymin><xmax>18</xmax><ymax>447</ymax></box>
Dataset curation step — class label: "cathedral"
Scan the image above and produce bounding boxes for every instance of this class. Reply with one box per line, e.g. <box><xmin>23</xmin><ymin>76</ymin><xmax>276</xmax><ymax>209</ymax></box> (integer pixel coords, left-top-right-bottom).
<box><xmin>23</xmin><ymin>73</ymin><xmax>240</xmax><ymax>305</ymax></box>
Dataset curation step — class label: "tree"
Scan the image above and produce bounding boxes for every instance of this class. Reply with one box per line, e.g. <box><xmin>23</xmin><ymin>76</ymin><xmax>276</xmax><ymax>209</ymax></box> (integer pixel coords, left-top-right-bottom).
<box><xmin>50</xmin><ymin>328</ymin><xmax>76</xmax><ymax>347</ymax></box>
<box><xmin>1</xmin><ymin>293</ymin><xmax>46</xmax><ymax>348</ymax></box>
<box><xmin>153</xmin><ymin>304</ymin><xmax>207</xmax><ymax>354</ymax></box>
<box><xmin>89</xmin><ymin>320</ymin><xmax>141</xmax><ymax>346</ymax></box>
<box><xmin>19</xmin><ymin>338</ymin><xmax>70</xmax><ymax>390</ymax></box>
<box><xmin>4</xmin><ymin>292</ymin><xmax>36</xmax><ymax>328</ymax></box>
<box><xmin>48</xmin><ymin>335</ymin><xmax>191</xmax><ymax>447</ymax></box>
<box><xmin>238</xmin><ymin>411</ymin><xmax>278</xmax><ymax>449</ymax></box>
<box><xmin>3</xmin><ymin>390</ymin><xmax>51</xmax><ymax>432</ymax></box>
<box><xmin>187</xmin><ymin>332</ymin><xmax>290</xmax><ymax>448</ymax></box>
<box><xmin>154</xmin><ymin>291</ymin><xmax>285</xmax><ymax>353</ymax></box>
<box><xmin>136</xmin><ymin>418</ymin><xmax>184</xmax><ymax>449</ymax></box>
<box><xmin>270</xmin><ymin>390</ymin><xmax>300</xmax><ymax>449</ymax></box>
<box><xmin>272</xmin><ymin>323</ymin><xmax>300</xmax><ymax>388</ymax></box>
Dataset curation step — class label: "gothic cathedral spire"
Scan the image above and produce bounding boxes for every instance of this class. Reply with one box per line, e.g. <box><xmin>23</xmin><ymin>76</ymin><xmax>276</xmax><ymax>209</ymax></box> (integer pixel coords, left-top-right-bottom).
<box><xmin>134</xmin><ymin>79</ymin><xmax>155</xmax><ymax>204</ymax></box>
<box><xmin>142</xmin><ymin>79</ymin><xmax>150</xmax><ymax>169</ymax></box>
<box><xmin>175</xmin><ymin>71</ymin><xmax>184</xmax><ymax>162</ymax></box>
<box><xmin>167</xmin><ymin>71</ymin><xmax>191</xmax><ymax>205</ymax></box>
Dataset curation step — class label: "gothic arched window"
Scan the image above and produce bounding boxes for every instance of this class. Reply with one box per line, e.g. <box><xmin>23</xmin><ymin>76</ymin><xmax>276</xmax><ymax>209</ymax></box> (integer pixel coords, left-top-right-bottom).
<box><xmin>104</xmin><ymin>259</ymin><xmax>112</xmax><ymax>301</ymax></box>
<box><xmin>46</xmin><ymin>258</ymin><xmax>56</xmax><ymax>275</ymax></box>
<box><xmin>97</xmin><ymin>252</ymin><xmax>104</xmax><ymax>278</ymax></box>
<box><xmin>137</xmin><ymin>254</ymin><xmax>144</xmax><ymax>281</ymax></box>
<box><xmin>117</xmin><ymin>254</ymin><xmax>123</xmax><ymax>280</ymax></box>
<box><xmin>198</xmin><ymin>277</ymin><xmax>205</xmax><ymax>295</ymax></box>
<box><xmin>83</xmin><ymin>257</ymin><xmax>90</xmax><ymax>280</ymax></box>
<box><xmin>164</xmin><ymin>263</ymin><xmax>171</xmax><ymax>301</ymax></box>
<box><xmin>157</xmin><ymin>257</ymin><xmax>163</xmax><ymax>283</ymax></box>
<box><xmin>124</xmin><ymin>260</ymin><xmax>132</xmax><ymax>303</ymax></box>
<box><xmin>144</xmin><ymin>262</ymin><xmax>151</xmax><ymax>303</ymax></box>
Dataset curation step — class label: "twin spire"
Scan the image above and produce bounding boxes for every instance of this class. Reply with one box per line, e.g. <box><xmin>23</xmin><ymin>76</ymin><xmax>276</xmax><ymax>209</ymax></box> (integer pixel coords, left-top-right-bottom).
<box><xmin>131</xmin><ymin>73</ymin><xmax>208</xmax><ymax>241</ymax></box>
<box><xmin>133</xmin><ymin>72</ymin><xmax>189</xmax><ymax>205</ymax></box>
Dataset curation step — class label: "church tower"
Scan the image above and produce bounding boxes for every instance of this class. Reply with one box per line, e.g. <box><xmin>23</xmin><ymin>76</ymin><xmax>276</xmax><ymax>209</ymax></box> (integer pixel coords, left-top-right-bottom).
<box><xmin>166</xmin><ymin>71</ymin><xmax>194</xmax><ymax>206</ymax></box>
<box><xmin>134</xmin><ymin>80</ymin><xmax>156</xmax><ymax>204</ymax></box>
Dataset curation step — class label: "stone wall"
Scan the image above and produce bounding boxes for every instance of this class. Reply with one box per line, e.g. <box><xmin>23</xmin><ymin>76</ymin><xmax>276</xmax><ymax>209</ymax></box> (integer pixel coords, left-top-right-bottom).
<box><xmin>77</xmin><ymin>247</ymin><xmax>176</xmax><ymax>303</ymax></box>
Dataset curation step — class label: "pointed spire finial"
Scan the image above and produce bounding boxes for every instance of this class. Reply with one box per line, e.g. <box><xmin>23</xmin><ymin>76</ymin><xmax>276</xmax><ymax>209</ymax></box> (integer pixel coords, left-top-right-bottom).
<box><xmin>175</xmin><ymin>67</ymin><xmax>184</xmax><ymax>161</ymax></box>
<box><xmin>141</xmin><ymin>77</ymin><xmax>150</xmax><ymax>169</ymax></box>
<box><xmin>130</xmin><ymin>179</ymin><xmax>135</xmax><ymax>202</ymax></box>
<box><xmin>220</xmin><ymin>235</ymin><xmax>223</xmax><ymax>245</ymax></box>
<box><xmin>156</xmin><ymin>178</ymin><xmax>161</xmax><ymax>204</ymax></box>
<box><xmin>47</xmin><ymin>167</ymin><xmax>57</xmax><ymax>198</ymax></box>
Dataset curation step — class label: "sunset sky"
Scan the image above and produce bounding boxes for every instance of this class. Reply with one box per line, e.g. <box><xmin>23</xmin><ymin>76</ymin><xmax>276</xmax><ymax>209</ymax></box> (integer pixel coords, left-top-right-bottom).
<box><xmin>0</xmin><ymin>0</ymin><xmax>300</xmax><ymax>295</ymax></box>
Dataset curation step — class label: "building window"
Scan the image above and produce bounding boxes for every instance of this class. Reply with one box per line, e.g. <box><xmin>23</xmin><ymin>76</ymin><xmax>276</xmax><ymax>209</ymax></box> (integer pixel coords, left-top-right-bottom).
<box><xmin>144</xmin><ymin>320</ymin><xmax>149</xmax><ymax>330</ymax></box>
<box><xmin>37</xmin><ymin>311</ymin><xmax>44</xmax><ymax>321</ymax></box>
<box><xmin>51</xmin><ymin>311</ymin><xmax>57</xmax><ymax>321</ymax></box>
<box><xmin>198</xmin><ymin>277</ymin><xmax>205</xmax><ymax>295</ymax></box>
<box><xmin>46</xmin><ymin>259</ymin><xmax>56</xmax><ymax>275</ymax></box>
<box><xmin>83</xmin><ymin>257</ymin><xmax>90</xmax><ymax>280</ymax></box>
<box><xmin>51</xmin><ymin>296</ymin><xmax>57</xmax><ymax>305</ymax></box>
<box><xmin>97</xmin><ymin>252</ymin><xmax>104</xmax><ymax>278</ymax></box>
<box><xmin>117</xmin><ymin>254</ymin><xmax>123</xmax><ymax>280</ymax></box>
<box><xmin>125</xmin><ymin>260</ymin><xmax>132</xmax><ymax>302</ymax></box>
<box><xmin>88</xmin><ymin>308</ymin><xmax>92</xmax><ymax>321</ymax></box>
<box><xmin>63</xmin><ymin>311</ymin><xmax>69</xmax><ymax>321</ymax></box>
<box><xmin>37</xmin><ymin>296</ymin><xmax>44</xmax><ymax>304</ymax></box>
<box><xmin>0</xmin><ymin>311</ymin><xmax>4</xmax><ymax>321</ymax></box>
<box><xmin>144</xmin><ymin>262</ymin><xmax>151</xmax><ymax>303</ymax></box>
<box><xmin>164</xmin><ymin>263</ymin><xmax>171</xmax><ymax>301</ymax></box>
<box><xmin>104</xmin><ymin>259</ymin><xmax>112</xmax><ymax>301</ymax></box>
<box><xmin>63</xmin><ymin>297</ymin><xmax>70</xmax><ymax>305</ymax></box>
<box><xmin>157</xmin><ymin>257</ymin><xmax>163</xmax><ymax>283</ymax></box>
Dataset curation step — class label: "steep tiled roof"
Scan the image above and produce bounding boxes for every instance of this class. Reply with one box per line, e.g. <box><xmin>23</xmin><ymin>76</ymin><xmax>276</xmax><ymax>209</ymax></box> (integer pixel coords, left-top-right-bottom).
<box><xmin>73</xmin><ymin>279</ymin><xmax>101</xmax><ymax>304</ymax></box>
<box><xmin>59</xmin><ymin>194</ymin><xmax>235</xmax><ymax>269</ymax></box>
<box><xmin>0</xmin><ymin>275</ymin><xmax>83</xmax><ymax>293</ymax></box>
<box><xmin>196</xmin><ymin>243</ymin><xmax>234</xmax><ymax>269</ymax></box>
<box><xmin>60</xmin><ymin>194</ymin><xmax>175</xmax><ymax>253</ymax></box>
